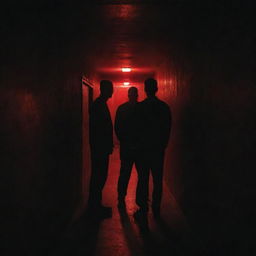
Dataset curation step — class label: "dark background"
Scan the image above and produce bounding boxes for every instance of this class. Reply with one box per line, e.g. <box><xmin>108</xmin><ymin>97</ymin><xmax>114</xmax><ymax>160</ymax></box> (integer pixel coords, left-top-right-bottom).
<box><xmin>1</xmin><ymin>1</ymin><xmax>255</xmax><ymax>255</ymax></box>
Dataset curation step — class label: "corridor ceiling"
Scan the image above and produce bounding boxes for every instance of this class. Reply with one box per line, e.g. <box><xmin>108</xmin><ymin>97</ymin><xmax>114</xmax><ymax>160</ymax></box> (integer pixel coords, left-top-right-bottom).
<box><xmin>3</xmin><ymin>1</ymin><xmax>252</xmax><ymax>86</ymax></box>
<box><xmin>86</xmin><ymin>1</ymin><xmax>178</xmax><ymax>85</ymax></box>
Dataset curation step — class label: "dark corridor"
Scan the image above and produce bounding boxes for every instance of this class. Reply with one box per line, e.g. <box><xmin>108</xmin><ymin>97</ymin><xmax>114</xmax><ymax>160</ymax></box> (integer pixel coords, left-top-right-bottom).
<box><xmin>1</xmin><ymin>1</ymin><xmax>255</xmax><ymax>256</ymax></box>
<box><xmin>51</xmin><ymin>149</ymin><xmax>205</xmax><ymax>256</ymax></box>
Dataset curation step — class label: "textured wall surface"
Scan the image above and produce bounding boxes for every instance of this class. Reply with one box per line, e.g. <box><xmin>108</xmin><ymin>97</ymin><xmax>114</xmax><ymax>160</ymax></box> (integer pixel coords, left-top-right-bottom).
<box><xmin>156</xmin><ymin>33</ymin><xmax>255</xmax><ymax>254</ymax></box>
<box><xmin>0</xmin><ymin>70</ymin><xmax>82</xmax><ymax>253</ymax></box>
<box><xmin>1</xmin><ymin>18</ymin><xmax>84</xmax><ymax>254</ymax></box>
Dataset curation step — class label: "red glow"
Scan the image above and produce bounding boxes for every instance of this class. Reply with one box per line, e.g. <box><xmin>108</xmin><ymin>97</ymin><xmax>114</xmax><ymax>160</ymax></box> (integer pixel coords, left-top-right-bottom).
<box><xmin>113</xmin><ymin>82</ymin><xmax>133</xmax><ymax>88</ymax></box>
<box><xmin>122</xmin><ymin>67</ymin><xmax>131</xmax><ymax>72</ymax></box>
<box><xmin>96</xmin><ymin>67</ymin><xmax>154</xmax><ymax>73</ymax></box>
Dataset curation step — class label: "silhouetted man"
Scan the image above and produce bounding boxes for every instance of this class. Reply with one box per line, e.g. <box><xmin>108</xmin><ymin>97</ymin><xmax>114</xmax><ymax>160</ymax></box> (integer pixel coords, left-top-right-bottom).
<box><xmin>115</xmin><ymin>87</ymin><xmax>139</xmax><ymax>208</ymax></box>
<box><xmin>135</xmin><ymin>78</ymin><xmax>171</xmax><ymax>219</ymax></box>
<box><xmin>88</xmin><ymin>80</ymin><xmax>113</xmax><ymax>217</ymax></box>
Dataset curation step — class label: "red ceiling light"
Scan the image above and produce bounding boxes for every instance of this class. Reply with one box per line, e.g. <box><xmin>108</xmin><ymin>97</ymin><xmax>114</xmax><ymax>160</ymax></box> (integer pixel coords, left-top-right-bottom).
<box><xmin>122</xmin><ymin>67</ymin><xmax>131</xmax><ymax>72</ymax></box>
<box><xmin>123</xmin><ymin>82</ymin><xmax>130</xmax><ymax>86</ymax></box>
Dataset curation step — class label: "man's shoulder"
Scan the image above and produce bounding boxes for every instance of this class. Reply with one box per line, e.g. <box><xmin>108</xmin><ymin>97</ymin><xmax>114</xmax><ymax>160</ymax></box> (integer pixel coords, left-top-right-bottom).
<box><xmin>93</xmin><ymin>97</ymin><xmax>108</xmax><ymax>107</ymax></box>
<box><xmin>142</xmin><ymin>97</ymin><xmax>168</xmax><ymax>106</ymax></box>
<box><xmin>136</xmin><ymin>101</ymin><xmax>146</xmax><ymax>110</ymax></box>
<box><xmin>159</xmin><ymin>100</ymin><xmax>171</xmax><ymax>115</ymax></box>
<box><xmin>117</xmin><ymin>102</ymin><xmax>134</xmax><ymax>111</ymax></box>
<box><xmin>138</xmin><ymin>99</ymin><xmax>148</xmax><ymax>106</ymax></box>
<box><xmin>141</xmin><ymin>98</ymin><xmax>171</xmax><ymax>113</ymax></box>
<box><xmin>92</xmin><ymin>97</ymin><xmax>103</xmax><ymax>105</ymax></box>
<box><xmin>158</xmin><ymin>99</ymin><xmax>170</xmax><ymax>109</ymax></box>
<box><xmin>119</xmin><ymin>101</ymin><xmax>130</xmax><ymax>108</ymax></box>
<box><xmin>90</xmin><ymin>97</ymin><xmax>105</xmax><ymax>113</ymax></box>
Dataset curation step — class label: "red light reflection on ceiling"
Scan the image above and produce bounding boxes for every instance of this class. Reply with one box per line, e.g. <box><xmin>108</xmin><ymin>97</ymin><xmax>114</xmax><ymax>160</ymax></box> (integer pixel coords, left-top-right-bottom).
<box><xmin>97</xmin><ymin>67</ymin><xmax>154</xmax><ymax>73</ymax></box>
<box><xmin>103</xmin><ymin>4</ymin><xmax>139</xmax><ymax>20</ymax></box>
<box><xmin>114</xmin><ymin>82</ymin><xmax>134</xmax><ymax>88</ymax></box>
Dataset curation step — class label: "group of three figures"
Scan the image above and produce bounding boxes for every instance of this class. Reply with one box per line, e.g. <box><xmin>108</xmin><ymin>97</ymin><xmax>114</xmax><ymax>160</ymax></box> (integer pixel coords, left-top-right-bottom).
<box><xmin>87</xmin><ymin>78</ymin><xmax>172</xmax><ymax>221</ymax></box>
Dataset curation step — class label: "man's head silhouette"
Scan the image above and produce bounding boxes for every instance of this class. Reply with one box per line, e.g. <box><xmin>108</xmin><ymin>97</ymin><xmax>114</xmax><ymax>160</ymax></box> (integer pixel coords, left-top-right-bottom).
<box><xmin>128</xmin><ymin>87</ymin><xmax>138</xmax><ymax>102</ymax></box>
<box><xmin>100</xmin><ymin>80</ymin><xmax>113</xmax><ymax>100</ymax></box>
<box><xmin>144</xmin><ymin>78</ymin><xmax>158</xmax><ymax>97</ymax></box>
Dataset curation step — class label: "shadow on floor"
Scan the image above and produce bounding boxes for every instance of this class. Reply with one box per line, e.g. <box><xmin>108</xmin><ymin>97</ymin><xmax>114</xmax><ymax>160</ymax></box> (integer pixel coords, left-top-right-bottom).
<box><xmin>49</xmin><ymin>213</ymin><xmax>102</xmax><ymax>256</ymax></box>
<box><xmin>118</xmin><ymin>207</ymin><xmax>204</xmax><ymax>256</ymax></box>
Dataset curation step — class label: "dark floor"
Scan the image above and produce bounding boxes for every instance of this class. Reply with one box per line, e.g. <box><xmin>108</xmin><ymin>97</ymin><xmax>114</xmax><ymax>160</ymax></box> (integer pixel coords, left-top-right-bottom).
<box><xmin>50</xmin><ymin>148</ymin><xmax>207</xmax><ymax>256</ymax></box>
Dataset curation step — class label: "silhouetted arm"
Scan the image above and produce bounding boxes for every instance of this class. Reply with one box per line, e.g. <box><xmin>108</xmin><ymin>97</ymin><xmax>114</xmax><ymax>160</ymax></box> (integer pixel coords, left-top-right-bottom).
<box><xmin>89</xmin><ymin>100</ymin><xmax>113</xmax><ymax>154</ymax></box>
<box><xmin>114</xmin><ymin>107</ymin><xmax>122</xmax><ymax>141</ymax></box>
<box><xmin>89</xmin><ymin>102</ymin><xmax>101</xmax><ymax>148</ymax></box>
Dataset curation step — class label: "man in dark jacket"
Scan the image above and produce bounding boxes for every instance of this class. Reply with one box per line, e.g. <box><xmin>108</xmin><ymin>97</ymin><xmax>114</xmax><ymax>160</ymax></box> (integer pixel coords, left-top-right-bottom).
<box><xmin>88</xmin><ymin>80</ymin><xmax>113</xmax><ymax>217</ymax></box>
<box><xmin>134</xmin><ymin>78</ymin><xmax>171</xmax><ymax>219</ymax></box>
<box><xmin>115</xmin><ymin>87</ymin><xmax>139</xmax><ymax>208</ymax></box>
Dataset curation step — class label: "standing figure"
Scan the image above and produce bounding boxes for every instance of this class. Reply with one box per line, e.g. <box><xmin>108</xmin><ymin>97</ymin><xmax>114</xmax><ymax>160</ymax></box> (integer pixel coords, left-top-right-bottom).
<box><xmin>88</xmin><ymin>80</ymin><xmax>114</xmax><ymax>217</ymax></box>
<box><xmin>135</xmin><ymin>78</ymin><xmax>171</xmax><ymax>219</ymax></box>
<box><xmin>115</xmin><ymin>87</ymin><xmax>139</xmax><ymax>208</ymax></box>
